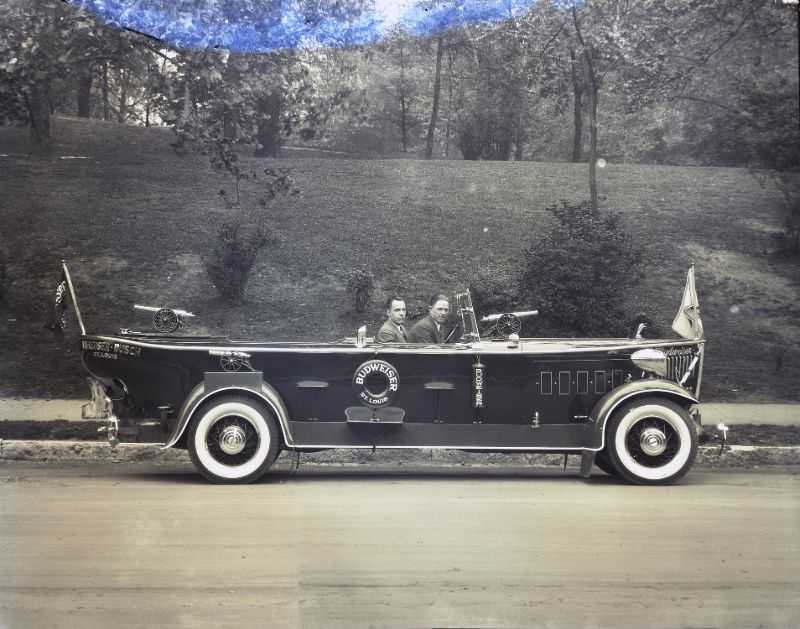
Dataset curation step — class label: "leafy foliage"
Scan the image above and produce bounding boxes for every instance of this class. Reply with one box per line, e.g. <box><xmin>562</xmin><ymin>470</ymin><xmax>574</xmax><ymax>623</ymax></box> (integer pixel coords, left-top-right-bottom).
<box><xmin>204</xmin><ymin>162</ymin><xmax>297</xmax><ymax>301</ymax></box>
<box><xmin>520</xmin><ymin>200</ymin><xmax>643</xmax><ymax>337</ymax></box>
<box><xmin>469</xmin><ymin>267</ymin><xmax>520</xmax><ymax>318</ymax></box>
<box><xmin>0</xmin><ymin>0</ymin><xmax>160</xmax><ymax>156</ymax></box>
<box><xmin>346</xmin><ymin>269</ymin><xmax>374</xmax><ymax>314</ymax></box>
<box><xmin>203</xmin><ymin>221</ymin><xmax>278</xmax><ymax>303</ymax></box>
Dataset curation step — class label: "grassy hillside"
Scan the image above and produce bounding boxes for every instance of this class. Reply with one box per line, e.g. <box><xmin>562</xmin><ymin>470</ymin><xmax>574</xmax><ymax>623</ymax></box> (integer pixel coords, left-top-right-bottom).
<box><xmin>1</xmin><ymin>117</ymin><xmax>798</xmax><ymax>401</ymax></box>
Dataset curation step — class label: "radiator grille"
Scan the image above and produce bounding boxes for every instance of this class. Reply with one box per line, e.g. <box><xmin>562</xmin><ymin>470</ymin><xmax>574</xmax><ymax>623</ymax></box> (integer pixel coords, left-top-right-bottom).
<box><xmin>665</xmin><ymin>348</ymin><xmax>695</xmax><ymax>383</ymax></box>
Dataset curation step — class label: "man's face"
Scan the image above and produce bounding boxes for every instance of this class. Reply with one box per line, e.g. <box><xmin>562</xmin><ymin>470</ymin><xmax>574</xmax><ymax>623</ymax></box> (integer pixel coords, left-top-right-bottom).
<box><xmin>430</xmin><ymin>299</ymin><xmax>449</xmax><ymax>325</ymax></box>
<box><xmin>387</xmin><ymin>300</ymin><xmax>406</xmax><ymax>326</ymax></box>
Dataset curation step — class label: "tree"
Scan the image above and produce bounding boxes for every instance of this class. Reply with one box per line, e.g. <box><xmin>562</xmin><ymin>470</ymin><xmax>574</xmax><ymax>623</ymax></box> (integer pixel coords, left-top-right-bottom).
<box><xmin>520</xmin><ymin>200</ymin><xmax>643</xmax><ymax>337</ymax></box>
<box><xmin>168</xmin><ymin>42</ymin><xmax>361</xmax><ymax>160</ymax></box>
<box><xmin>376</xmin><ymin>33</ymin><xmax>425</xmax><ymax>152</ymax></box>
<box><xmin>1</xmin><ymin>0</ymin><xmax>164</xmax><ymax>155</ymax></box>
<box><xmin>1</xmin><ymin>0</ymin><xmax>79</xmax><ymax>157</ymax></box>
<box><xmin>570</xmin><ymin>5</ymin><xmax>600</xmax><ymax>210</ymax></box>
<box><xmin>425</xmin><ymin>34</ymin><xmax>445</xmax><ymax>159</ymax></box>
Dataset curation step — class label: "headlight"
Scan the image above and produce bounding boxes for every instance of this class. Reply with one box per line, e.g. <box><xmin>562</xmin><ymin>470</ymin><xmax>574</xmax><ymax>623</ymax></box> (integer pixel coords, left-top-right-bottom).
<box><xmin>631</xmin><ymin>348</ymin><xmax>667</xmax><ymax>377</ymax></box>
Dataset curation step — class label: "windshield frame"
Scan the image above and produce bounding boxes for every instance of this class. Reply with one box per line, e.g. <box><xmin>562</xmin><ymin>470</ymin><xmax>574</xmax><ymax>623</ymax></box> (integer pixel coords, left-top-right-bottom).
<box><xmin>454</xmin><ymin>290</ymin><xmax>480</xmax><ymax>344</ymax></box>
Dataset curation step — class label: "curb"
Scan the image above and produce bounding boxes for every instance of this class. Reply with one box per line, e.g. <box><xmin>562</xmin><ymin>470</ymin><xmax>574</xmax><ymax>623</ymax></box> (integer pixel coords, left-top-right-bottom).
<box><xmin>1</xmin><ymin>440</ymin><xmax>798</xmax><ymax>469</ymax></box>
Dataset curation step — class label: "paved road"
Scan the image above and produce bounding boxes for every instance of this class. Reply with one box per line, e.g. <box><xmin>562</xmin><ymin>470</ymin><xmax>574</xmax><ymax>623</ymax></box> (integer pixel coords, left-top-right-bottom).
<box><xmin>1</xmin><ymin>462</ymin><xmax>798</xmax><ymax>629</ymax></box>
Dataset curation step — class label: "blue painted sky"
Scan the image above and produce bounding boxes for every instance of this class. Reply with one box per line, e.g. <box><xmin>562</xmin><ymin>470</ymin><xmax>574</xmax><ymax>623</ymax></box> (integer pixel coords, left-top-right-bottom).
<box><xmin>66</xmin><ymin>0</ymin><xmax>581</xmax><ymax>52</ymax></box>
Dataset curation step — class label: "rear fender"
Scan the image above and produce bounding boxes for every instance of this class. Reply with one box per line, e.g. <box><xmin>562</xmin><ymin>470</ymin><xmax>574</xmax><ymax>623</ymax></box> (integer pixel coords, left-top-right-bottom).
<box><xmin>162</xmin><ymin>371</ymin><xmax>294</xmax><ymax>449</ymax></box>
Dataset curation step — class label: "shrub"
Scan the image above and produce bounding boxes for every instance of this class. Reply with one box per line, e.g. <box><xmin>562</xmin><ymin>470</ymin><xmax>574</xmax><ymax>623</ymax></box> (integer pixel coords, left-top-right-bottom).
<box><xmin>469</xmin><ymin>267</ymin><xmax>520</xmax><ymax>318</ymax></box>
<box><xmin>203</xmin><ymin>221</ymin><xmax>277</xmax><ymax>303</ymax></box>
<box><xmin>520</xmin><ymin>200</ymin><xmax>643</xmax><ymax>337</ymax></box>
<box><xmin>346</xmin><ymin>269</ymin><xmax>374</xmax><ymax>314</ymax></box>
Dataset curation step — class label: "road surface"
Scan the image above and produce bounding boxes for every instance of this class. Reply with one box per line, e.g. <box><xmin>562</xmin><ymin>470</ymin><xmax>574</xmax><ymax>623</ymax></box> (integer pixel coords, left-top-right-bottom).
<box><xmin>1</xmin><ymin>462</ymin><xmax>798</xmax><ymax>629</ymax></box>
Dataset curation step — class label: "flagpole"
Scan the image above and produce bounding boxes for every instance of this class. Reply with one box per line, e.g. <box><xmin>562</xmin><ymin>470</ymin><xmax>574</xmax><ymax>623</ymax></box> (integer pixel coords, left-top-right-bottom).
<box><xmin>62</xmin><ymin>260</ymin><xmax>86</xmax><ymax>336</ymax></box>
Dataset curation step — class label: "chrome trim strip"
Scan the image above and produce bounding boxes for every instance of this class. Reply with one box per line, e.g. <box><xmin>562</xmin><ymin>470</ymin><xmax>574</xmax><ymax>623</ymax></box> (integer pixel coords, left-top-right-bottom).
<box><xmin>286</xmin><ymin>444</ymin><xmax>597</xmax><ymax>452</ymax></box>
<box><xmin>86</xmin><ymin>335</ymin><xmax>702</xmax><ymax>356</ymax></box>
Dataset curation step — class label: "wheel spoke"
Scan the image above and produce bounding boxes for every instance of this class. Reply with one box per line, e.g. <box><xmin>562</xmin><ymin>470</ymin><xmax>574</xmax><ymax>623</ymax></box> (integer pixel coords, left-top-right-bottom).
<box><xmin>206</xmin><ymin>414</ymin><xmax>260</xmax><ymax>467</ymax></box>
<box><xmin>625</xmin><ymin>416</ymin><xmax>679</xmax><ymax>468</ymax></box>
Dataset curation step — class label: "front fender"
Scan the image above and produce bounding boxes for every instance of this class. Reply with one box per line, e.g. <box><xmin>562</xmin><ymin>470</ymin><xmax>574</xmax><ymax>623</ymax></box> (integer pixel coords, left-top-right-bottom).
<box><xmin>162</xmin><ymin>371</ymin><xmax>294</xmax><ymax>449</ymax></box>
<box><xmin>585</xmin><ymin>379</ymin><xmax>698</xmax><ymax>451</ymax></box>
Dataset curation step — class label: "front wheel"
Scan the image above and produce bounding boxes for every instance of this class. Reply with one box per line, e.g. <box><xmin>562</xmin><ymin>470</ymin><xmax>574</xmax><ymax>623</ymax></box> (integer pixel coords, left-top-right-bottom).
<box><xmin>606</xmin><ymin>397</ymin><xmax>697</xmax><ymax>485</ymax></box>
<box><xmin>188</xmin><ymin>395</ymin><xmax>280</xmax><ymax>484</ymax></box>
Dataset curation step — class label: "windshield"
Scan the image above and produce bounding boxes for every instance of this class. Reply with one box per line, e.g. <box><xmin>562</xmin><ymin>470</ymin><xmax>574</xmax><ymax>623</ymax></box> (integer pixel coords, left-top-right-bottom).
<box><xmin>454</xmin><ymin>290</ymin><xmax>480</xmax><ymax>344</ymax></box>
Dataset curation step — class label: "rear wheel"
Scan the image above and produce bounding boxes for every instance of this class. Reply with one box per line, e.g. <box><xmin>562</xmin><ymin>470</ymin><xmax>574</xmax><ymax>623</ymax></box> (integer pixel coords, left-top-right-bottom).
<box><xmin>188</xmin><ymin>395</ymin><xmax>280</xmax><ymax>484</ymax></box>
<box><xmin>606</xmin><ymin>397</ymin><xmax>697</xmax><ymax>485</ymax></box>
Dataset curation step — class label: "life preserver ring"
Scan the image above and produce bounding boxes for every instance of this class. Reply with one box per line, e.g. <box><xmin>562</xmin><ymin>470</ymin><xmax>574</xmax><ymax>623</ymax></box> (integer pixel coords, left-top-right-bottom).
<box><xmin>352</xmin><ymin>359</ymin><xmax>399</xmax><ymax>408</ymax></box>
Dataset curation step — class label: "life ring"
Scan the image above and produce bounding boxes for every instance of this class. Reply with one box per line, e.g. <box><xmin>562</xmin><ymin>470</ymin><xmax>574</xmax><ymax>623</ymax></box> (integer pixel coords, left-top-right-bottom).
<box><xmin>352</xmin><ymin>359</ymin><xmax>399</xmax><ymax>408</ymax></box>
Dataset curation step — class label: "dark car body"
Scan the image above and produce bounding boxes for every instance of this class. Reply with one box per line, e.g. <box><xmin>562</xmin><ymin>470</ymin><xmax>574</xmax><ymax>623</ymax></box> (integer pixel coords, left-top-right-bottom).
<box><xmin>65</xmin><ymin>265</ymin><xmax>707</xmax><ymax>484</ymax></box>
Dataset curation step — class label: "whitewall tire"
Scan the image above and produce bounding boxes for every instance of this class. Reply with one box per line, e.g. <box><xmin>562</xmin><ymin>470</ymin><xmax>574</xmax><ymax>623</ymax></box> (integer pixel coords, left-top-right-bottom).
<box><xmin>188</xmin><ymin>395</ymin><xmax>280</xmax><ymax>484</ymax></box>
<box><xmin>606</xmin><ymin>397</ymin><xmax>697</xmax><ymax>485</ymax></box>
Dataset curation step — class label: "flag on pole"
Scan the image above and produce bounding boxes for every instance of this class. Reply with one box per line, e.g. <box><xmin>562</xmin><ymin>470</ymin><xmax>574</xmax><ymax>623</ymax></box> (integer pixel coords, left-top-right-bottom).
<box><xmin>672</xmin><ymin>266</ymin><xmax>704</xmax><ymax>340</ymax></box>
<box><xmin>44</xmin><ymin>267</ymin><xmax>70</xmax><ymax>342</ymax></box>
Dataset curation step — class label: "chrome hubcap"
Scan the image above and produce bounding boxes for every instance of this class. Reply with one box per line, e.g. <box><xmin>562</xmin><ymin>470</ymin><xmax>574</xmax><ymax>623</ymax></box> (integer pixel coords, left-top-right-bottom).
<box><xmin>219</xmin><ymin>424</ymin><xmax>247</xmax><ymax>455</ymax></box>
<box><xmin>639</xmin><ymin>426</ymin><xmax>668</xmax><ymax>456</ymax></box>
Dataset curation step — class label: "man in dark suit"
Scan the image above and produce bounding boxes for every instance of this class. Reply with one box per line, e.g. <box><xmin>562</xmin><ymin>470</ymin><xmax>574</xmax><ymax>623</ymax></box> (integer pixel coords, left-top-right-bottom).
<box><xmin>407</xmin><ymin>293</ymin><xmax>449</xmax><ymax>344</ymax></box>
<box><xmin>375</xmin><ymin>296</ymin><xmax>408</xmax><ymax>343</ymax></box>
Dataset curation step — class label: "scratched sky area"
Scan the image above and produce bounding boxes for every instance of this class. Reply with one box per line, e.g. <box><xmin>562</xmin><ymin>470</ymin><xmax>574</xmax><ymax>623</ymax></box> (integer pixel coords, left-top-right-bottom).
<box><xmin>66</xmin><ymin>0</ymin><xmax>580</xmax><ymax>51</ymax></box>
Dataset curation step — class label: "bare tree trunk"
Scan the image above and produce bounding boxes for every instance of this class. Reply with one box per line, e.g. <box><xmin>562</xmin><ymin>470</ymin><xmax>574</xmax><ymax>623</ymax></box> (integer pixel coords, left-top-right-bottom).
<box><xmin>26</xmin><ymin>78</ymin><xmax>52</xmax><ymax>159</ymax></box>
<box><xmin>400</xmin><ymin>94</ymin><xmax>408</xmax><ymax>152</ymax></box>
<box><xmin>144</xmin><ymin>64</ymin><xmax>151</xmax><ymax>128</ymax></box>
<box><xmin>444</xmin><ymin>49</ymin><xmax>455</xmax><ymax>159</ymax></box>
<box><xmin>223</xmin><ymin>104</ymin><xmax>237</xmax><ymax>140</ymax></box>
<box><xmin>181</xmin><ymin>81</ymin><xmax>192</xmax><ymax>124</ymax></box>
<box><xmin>585</xmin><ymin>61</ymin><xmax>599</xmax><ymax>212</ymax></box>
<box><xmin>254</xmin><ymin>92</ymin><xmax>282</xmax><ymax>157</ymax></box>
<box><xmin>573</xmin><ymin>8</ymin><xmax>599</xmax><ymax>212</ymax></box>
<box><xmin>102</xmin><ymin>61</ymin><xmax>110</xmax><ymax>121</ymax></box>
<box><xmin>569</xmin><ymin>48</ymin><xmax>583</xmax><ymax>163</ymax></box>
<box><xmin>425</xmin><ymin>36</ymin><xmax>444</xmax><ymax>159</ymax></box>
<box><xmin>117</xmin><ymin>68</ymin><xmax>127</xmax><ymax>123</ymax></box>
<box><xmin>514</xmin><ymin>114</ymin><xmax>525</xmax><ymax>161</ymax></box>
<box><xmin>76</xmin><ymin>66</ymin><xmax>93</xmax><ymax>118</ymax></box>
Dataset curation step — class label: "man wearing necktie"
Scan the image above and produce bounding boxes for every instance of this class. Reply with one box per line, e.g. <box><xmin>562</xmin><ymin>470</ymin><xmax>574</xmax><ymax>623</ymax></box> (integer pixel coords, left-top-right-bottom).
<box><xmin>407</xmin><ymin>293</ymin><xmax>450</xmax><ymax>344</ymax></box>
<box><xmin>375</xmin><ymin>296</ymin><xmax>408</xmax><ymax>343</ymax></box>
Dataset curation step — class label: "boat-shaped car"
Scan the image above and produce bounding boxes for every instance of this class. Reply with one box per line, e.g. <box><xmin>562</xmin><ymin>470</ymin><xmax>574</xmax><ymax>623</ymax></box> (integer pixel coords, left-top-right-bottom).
<box><xmin>55</xmin><ymin>264</ymin><xmax>709</xmax><ymax>484</ymax></box>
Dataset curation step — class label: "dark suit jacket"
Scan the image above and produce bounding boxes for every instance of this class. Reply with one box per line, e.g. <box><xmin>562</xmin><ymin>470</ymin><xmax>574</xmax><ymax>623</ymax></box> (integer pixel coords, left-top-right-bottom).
<box><xmin>375</xmin><ymin>320</ymin><xmax>407</xmax><ymax>343</ymax></box>
<box><xmin>407</xmin><ymin>314</ymin><xmax>444</xmax><ymax>344</ymax></box>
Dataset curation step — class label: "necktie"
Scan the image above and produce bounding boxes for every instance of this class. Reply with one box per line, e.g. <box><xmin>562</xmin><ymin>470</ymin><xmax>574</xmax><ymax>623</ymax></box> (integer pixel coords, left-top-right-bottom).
<box><xmin>399</xmin><ymin>324</ymin><xmax>406</xmax><ymax>341</ymax></box>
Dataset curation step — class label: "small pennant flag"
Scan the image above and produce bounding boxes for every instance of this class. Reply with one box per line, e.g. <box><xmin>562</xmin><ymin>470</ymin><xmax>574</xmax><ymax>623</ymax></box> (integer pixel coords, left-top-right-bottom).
<box><xmin>44</xmin><ymin>267</ymin><xmax>70</xmax><ymax>342</ymax></box>
<box><xmin>672</xmin><ymin>266</ymin><xmax>704</xmax><ymax>340</ymax></box>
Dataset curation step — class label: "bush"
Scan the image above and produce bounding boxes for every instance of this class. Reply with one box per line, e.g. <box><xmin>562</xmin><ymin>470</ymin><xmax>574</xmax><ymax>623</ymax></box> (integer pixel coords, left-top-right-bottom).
<box><xmin>469</xmin><ymin>267</ymin><xmax>520</xmax><ymax>317</ymax></box>
<box><xmin>346</xmin><ymin>269</ymin><xmax>374</xmax><ymax>314</ymax></box>
<box><xmin>203</xmin><ymin>221</ymin><xmax>277</xmax><ymax>303</ymax></box>
<box><xmin>520</xmin><ymin>200</ymin><xmax>643</xmax><ymax>337</ymax></box>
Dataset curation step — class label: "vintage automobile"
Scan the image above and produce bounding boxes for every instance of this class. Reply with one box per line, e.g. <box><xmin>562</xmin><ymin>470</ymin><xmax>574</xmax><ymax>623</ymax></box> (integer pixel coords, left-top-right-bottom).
<box><xmin>53</xmin><ymin>263</ymin><xmax>710</xmax><ymax>485</ymax></box>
